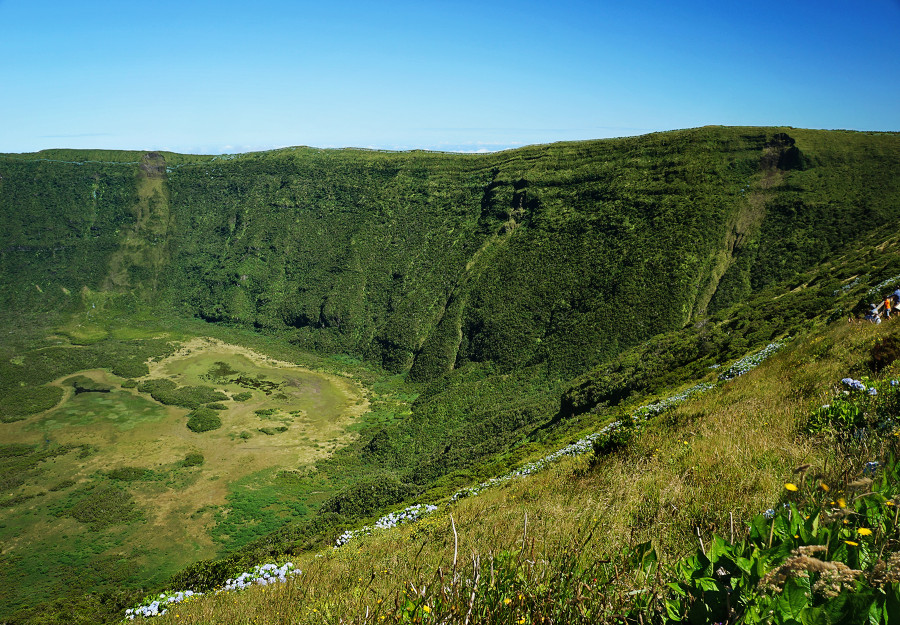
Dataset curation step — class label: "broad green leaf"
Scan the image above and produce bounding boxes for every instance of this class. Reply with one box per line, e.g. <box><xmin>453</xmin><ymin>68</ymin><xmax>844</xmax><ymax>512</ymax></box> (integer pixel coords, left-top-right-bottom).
<box><xmin>776</xmin><ymin>576</ymin><xmax>811</xmax><ymax>620</ymax></box>
<box><xmin>734</xmin><ymin>555</ymin><xmax>753</xmax><ymax>575</ymax></box>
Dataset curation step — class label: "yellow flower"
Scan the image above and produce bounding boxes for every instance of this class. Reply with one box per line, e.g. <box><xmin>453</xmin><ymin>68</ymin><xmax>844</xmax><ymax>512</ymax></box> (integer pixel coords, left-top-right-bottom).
<box><xmin>845</xmin><ymin>540</ymin><xmax>859</xmax><ymax>547</ymax></box>
<box><xmin>837</xmin><ymin>497</ymin><xmax>847</xmax><ymax>508</ymax></box>
<box><xmin>820</xmin><ymin>483</ymin><xmax>830</xmax><ymax>492</ymax></box>
<box><xmin>504</xmin><ymin>598</ymin><xmax>512</xmax><ymax>605</ymax></box>
<box><xmin>858</xmin><ymin>528</ymin><xmax>873</xmax><ymax>536</ymax></box>
<box><xmin>784</xmin><ymin>483</ymin><xmax>799</xmax><ymax>492</ymax></box>
<box><xmin>423</xmin><ymin>606</ymin><xmax>431</xmax><ymax>614</ymax></box>
<box><xmin>518</xmin><ymin>620</ymin><xmax>526</xmax><ymax>624</ymax></box>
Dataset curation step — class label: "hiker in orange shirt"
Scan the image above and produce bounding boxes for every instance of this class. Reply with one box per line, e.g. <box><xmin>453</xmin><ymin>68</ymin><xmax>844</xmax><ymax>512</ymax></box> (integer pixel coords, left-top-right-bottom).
<box><xmin>886</xmin><ymin>295</ymin><xmax>893</xmax><ymax>319</ymax></box>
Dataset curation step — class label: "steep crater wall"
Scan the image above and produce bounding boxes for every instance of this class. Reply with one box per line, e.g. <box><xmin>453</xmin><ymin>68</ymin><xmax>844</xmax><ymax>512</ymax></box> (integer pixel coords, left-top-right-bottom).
<box><xmin>2</xmin><ymin>127</ymin><xmax>899</xmax><ymax>383</ymax></box>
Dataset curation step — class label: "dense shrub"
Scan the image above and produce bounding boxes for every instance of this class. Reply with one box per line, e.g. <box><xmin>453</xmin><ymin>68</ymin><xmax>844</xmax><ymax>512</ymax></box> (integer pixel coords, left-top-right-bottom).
<box><xmin>107</xmin><ymin>467</ymin><xmax>152</xmax><ymax>481</ymax></box>
<box><xmin>66</xmin><ymin>375</ymin><xmax>111</xmax><ymax>393</ymax></box>
<box><xmin>138</xmin><ymin>378</ymin><xmax>227</xmax><ymax>409</ymax></box>
<box><xmin>186</xmin><ymin>407</ymin><xmax>222</xmax><ymax>433</ymax></box>
<box><xmin>320</xmin><ymin>475</ymin><xmax>418</xmax><ymax>520</ymax></box>
<box><xmin>0</xmin><ymin>385</ymin><xmax>63</xmax><ymax>421</ymax></box>
<box><xmin>871</xmin><ymin>336</ymin><xmax>900</xmax><ymax>372</ymax></box>
<box><xmin>110</xmin><ymin>359</ymin><xmax>150</xmax><ymax>378</ymax></box>
<box><xmin>49</xmin><ymin>479</ymin><xmax>76</xmax><ymax>491</ymax></box>
<box><xmin>182</xmin><ymin>452</ymin><xmax>204</xmax><ymax>467</ymax></box>
<box><xmin>64</xmin><ymin>485</ymin><xmax>142</xmax><ymax>530</ymax></box>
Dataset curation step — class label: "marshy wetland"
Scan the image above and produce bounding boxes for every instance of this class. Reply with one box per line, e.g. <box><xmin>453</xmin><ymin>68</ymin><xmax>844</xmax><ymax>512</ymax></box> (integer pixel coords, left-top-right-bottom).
<box><xmin>0</xmin><ymin>331</ymin><xmax>368</xmax><ymax>615</ymax></box>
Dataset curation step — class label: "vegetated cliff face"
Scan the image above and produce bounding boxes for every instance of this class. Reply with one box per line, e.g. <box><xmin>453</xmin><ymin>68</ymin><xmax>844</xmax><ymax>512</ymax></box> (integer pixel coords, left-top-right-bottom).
<box><xmin>2</xmin><ymin>127</ymin><xmax>899</xmax><ymax>381</ymax></box>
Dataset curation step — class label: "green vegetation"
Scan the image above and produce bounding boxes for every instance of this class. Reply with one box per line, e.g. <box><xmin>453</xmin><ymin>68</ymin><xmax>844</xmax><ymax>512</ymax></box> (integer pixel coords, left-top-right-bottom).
<box><xmin>185</xmin><ymin>407</ymin><xmax>222</xmax><ymax>432</ymax></box>
<box><xmin>5</xmin><ymin>128</ymin><xmax>899</xmax><ymax>381</ymax></box>
<box><xmin>106</xmin><ymin>467</ymin><xmax>153</xmax><ymax>481</ymax></box>
<box><xmin>60</xmin><ymin>484</ymin><xmax>143</xmax><ymax>530</ymax></box>
<box><xmin>0</xmin><ymin>334</ymin><xmax>174</xmax><ymax>421</ymax></box>
<box><xmin>66</xmin><ymin>374</ymin><xmax>113</xmax><ymax>393</ymax></box>
<box><xmin>207</xmin><ymin>470</ymin><xmax>311</xmax><ymax>552</ymax></box>
<box><xmin>182</xmin><ymin>452</ymin><xmax>204</xmax><ymax>467</ymax></box>
<box><xmin>0</xmin><ymin>443</ymin><xmax>77</xmax><ymax>497</ymax></box>
<box><xmin>137</xmin><ymin>378</ymin><xmax>228</xmax><ymax>409</ymax></box>
<box><xmin>1</xmin><ymin>127</ymin><xmax>900</xmax><ymax>623</ymax></box>
<box><xmin>0</xmin><ymin>385</ymin><xmax>64</xmax><ymax>422</ymax></box>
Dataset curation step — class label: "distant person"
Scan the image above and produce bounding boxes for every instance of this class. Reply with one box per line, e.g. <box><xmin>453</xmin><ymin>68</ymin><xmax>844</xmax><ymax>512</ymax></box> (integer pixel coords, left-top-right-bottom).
<box><xmin>886</xmin><ymin>295</ymin><xmax>893</xmax><ymax>319</ymax></box>
<box><xmin>866</xmin><ymin>303</ymin><xmax>881</xmax><ymax>324</ymax></box>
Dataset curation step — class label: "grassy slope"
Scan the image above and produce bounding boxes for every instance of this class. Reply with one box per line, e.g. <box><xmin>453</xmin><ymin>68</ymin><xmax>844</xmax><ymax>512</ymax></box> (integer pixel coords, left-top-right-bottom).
<box><xmin>104</xmin><ymin>219</ymin><xmax>900</xmax><ymax>624</ymax></box>
<box><xmin>143</xmin><ymin>229</ymin><xmax>900</xmax><ymax>624</ymax></box>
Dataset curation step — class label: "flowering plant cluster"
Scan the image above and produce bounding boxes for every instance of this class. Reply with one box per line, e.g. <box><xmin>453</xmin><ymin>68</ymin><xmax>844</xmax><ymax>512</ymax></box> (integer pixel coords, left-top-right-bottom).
<box><xmin>868</xmin><ymin>273</ymin><xmax>900</xmax><ymax>296</ymax></box>
<box><xmin>808</xmin><ymin>376</ymin><xmax>900</xmax><ymax>437</ymax></box>
<box><xmin>449</xmin><ymin>420</ymin><xmax>629</xmax><ymax>503</ymax></box>
<box><xmin>659</xmin><ymin>473</ymin><xmax>900</xmax><ymax>624</ymax></box>
<box><xmin>334</xmin><ymin>504</ymin><xmax>438</xmax><ymax>546</ymax></box>
<box><xmin>633</xmin><ymin>382</ymin><xmax>716</xmax><ymax>418</ymax></box>
<box><xmin>124</xmin><ymin>563</ymin><xmax>300</xmax><ymax>620</ymax></box>
<box><xmin>834</xmin><ymin>275</ymin><xmax>863</xmax><ymax>296</ymax></box>
<box><xmin>842</xmin><ymin>377</ymin><xmax>866</xmax><ymax>392</ymax></box>
<box><xmin>374</xmin><ymin>504</ymin><xmax>437</xmax><ymax>529</ymax></box>
<box><xmin>125</xmin><ymin>590</ymin><xmax>200</xmax><ymax>620</ymax></box>
<box><xmin>451</xmin><ymin>380</ymin><xmax>730</xmax><ymax>503</ymax></box>
<box><xmin>221</xmin><ymin>561</ymin><xmax>300</xmax><ymax>591</ymax></box>
<box><xmin>718</xmin><ymin>340</ymin><xmax>786</xmax><ymax>381</ymax></box>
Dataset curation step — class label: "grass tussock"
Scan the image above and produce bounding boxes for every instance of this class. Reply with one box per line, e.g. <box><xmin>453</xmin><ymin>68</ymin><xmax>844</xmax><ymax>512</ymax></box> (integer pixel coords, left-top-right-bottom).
<box><xmin>142</xmin><ymin>318</ymin><xmax>900</xmax><ymax>623</ymax></box>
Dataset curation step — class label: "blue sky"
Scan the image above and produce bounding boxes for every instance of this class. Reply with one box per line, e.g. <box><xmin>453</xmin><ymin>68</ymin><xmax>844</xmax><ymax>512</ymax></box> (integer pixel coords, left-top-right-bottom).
<box><xmin>2</xmin><ymin>0</ymin><xmax>898</xmax><ymax>154</ymax></box>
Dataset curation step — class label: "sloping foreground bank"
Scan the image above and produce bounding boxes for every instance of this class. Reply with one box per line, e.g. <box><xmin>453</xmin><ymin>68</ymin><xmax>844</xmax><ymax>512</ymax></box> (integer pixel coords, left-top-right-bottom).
<box><xmin>133</xmin><ymin>316</ymin><xmax>900</xmax><ymax>624</ymax></box>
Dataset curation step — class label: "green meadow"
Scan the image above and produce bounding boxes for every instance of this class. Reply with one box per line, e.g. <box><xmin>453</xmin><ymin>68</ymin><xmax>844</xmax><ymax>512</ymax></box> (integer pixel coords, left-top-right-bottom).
<box><xmin>0</xmin><ymin>320</ymin><xmax>374</xmax><ymax>618</ymax></box>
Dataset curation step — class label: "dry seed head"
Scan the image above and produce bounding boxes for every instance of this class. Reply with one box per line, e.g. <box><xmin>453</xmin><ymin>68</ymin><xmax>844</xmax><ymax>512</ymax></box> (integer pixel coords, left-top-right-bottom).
<box><xmin>793</xmin><ymin>464</ymin><xmax>812</xmax><ymax>474</ymax></box>
<box><xmin>813</xmin><ymin>563</ymin><xmax>860</xmax><ymax>599</ymax></box>
<box><xmin>868</xmin><ymin>554</ymin><xmax>900</xmax><ymax>586</ymax></box>
<box><xmin>761</xmin><ymin>556</ymin><xmax>860</xmax><ymax>595</ymax></box>
<box><xmin>848</xmin><ymin>478</ymin><xmax>873</xmax><ymax>490</ymax></box>
<box><xmin>825</xmin><ymin>508</ymin><xmax>854</xmax><ymax>521</ymax></box>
